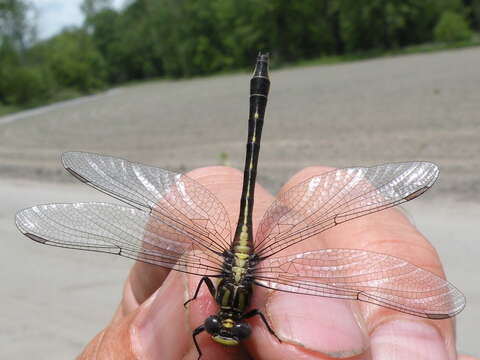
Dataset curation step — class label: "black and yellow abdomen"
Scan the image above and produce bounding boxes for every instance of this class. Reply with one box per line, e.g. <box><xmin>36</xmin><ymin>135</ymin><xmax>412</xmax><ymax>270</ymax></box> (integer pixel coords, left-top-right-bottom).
<box><xmin>213</xmin><ymin>53</ymin><xmax>270</xmax><ymax>315</ymax></box>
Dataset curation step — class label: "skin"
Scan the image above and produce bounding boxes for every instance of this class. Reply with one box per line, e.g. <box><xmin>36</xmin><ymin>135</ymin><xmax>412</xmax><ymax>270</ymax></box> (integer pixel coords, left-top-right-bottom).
<box><xmin>77</xmin><ymin>166</ymin><xmax>477</xmax><ymax>360</ymax></box>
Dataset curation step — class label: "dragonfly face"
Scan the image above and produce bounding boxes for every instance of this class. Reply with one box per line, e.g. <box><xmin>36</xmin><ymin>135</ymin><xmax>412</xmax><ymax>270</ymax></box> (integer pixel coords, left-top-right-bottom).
<box><xmin>204</xmin><ymin>314</ymin><xmax>251</xmax><ymax>346</ymax></box>
<box><xmin>15</xmin><ymin>53</ymin><xmax>465</xmax><ymax>359</ymax></box>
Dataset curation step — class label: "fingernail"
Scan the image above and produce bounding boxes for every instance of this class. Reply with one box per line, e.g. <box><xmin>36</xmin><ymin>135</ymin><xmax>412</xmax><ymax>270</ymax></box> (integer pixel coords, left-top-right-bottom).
<box><xmin>371</xmin><ymin>320</ymin><xmax>449</xmax><ymax>360</ymax></box>
<box><xmin>131</xmin><ymin>271</ymin><xmax>189</xmax><ymax>359</ymax></box>
<box><xmin>267</xmin><ymin>293</ymin><xmax>368</xmax><ymax>358</ymax></box>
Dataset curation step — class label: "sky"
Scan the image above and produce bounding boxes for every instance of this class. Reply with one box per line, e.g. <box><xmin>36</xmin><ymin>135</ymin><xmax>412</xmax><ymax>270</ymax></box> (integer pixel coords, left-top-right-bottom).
<box><xmin>31</xmin><ymin>0</ymin><xmax>125</xmax><ymax>39</ymax></box>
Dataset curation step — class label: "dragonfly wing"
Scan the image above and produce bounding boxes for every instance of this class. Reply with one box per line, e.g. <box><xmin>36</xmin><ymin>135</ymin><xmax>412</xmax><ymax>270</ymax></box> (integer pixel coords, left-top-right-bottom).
<box><xmin>62</xmin><ymin>151</ymin><xmax>231</xmax><ymax>253</ymax></box>
<box><xmin>254</xmin><ymin>248</ymin><xmax>465</xmax><ymax>319</ymax></box>
<box><xmin>254</xmin><ymin>162</ymin><xmax>438</xmax><ymax>259</ymax></box>
<box><xmin>16</xmin><ymin>202</ymin><xmax>224</xmax><ymax>276</ymax></box>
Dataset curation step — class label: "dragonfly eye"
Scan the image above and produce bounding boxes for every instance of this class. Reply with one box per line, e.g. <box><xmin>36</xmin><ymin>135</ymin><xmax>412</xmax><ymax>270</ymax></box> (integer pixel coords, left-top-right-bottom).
<box><xmin>231</xmin><ymin>322</ymin><xmax>251</xmax><ymax>340</ymax></box>
<box><xmin>204</xmin><ymin>315</ymin><xmax>221</xmax><ymax>334</ymax></box>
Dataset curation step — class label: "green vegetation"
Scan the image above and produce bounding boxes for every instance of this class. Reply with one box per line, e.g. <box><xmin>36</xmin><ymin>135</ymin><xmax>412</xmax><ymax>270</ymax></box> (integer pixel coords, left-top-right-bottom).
<box><xmin>0</xmin><ymin>104</ymin><xmax>20</xmax><ymax>116</ymax></box>
<box><xmin>1</xmin><ymin>0</ymin><xmax>480</xmax><ymax>114</ymax></box>
<box><xmin>435</xmin><ymin>11</ymin><xmax>473</xmax><ymax>42</ymax></box>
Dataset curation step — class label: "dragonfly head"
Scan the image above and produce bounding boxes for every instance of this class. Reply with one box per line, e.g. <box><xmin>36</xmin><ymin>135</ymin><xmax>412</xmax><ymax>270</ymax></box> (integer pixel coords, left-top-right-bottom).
<box><xmin>204</xmin><ymin>315</ymin><xmax>251</xmax><ymax>346</ymax></box>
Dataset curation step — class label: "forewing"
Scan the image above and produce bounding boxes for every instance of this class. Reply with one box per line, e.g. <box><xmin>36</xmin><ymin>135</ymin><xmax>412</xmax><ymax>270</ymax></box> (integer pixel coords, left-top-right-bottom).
<box><xmin>255</xmin><ymin>162</ymin><xmax>438</xmax><ymax>259</ymax></box>
<box><xmin>62</xmin><ymin>151</ymin><xmax>231</xmax><ymax>253</ymax></box>
<box><xmin>254</xmin><ymin>249</ymin><xmax>465</xmax><ymax>319</ymax></box>
<box><xmin>16</xmin><ymin>203</ymin><xmax>223</xmax><ymax>276</ymax></box>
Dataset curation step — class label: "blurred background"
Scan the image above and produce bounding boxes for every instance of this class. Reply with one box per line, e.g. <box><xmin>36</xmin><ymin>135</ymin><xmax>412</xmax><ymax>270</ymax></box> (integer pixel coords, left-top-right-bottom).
<box><xmin>2</xmin><ymin>0</ymin><xmax>480</xmax><ymax>114</ymax></box>
<box><xmin>1</xmin><ymin>0</ymin><xmax>479</xmax><ymax>359</ymax></box>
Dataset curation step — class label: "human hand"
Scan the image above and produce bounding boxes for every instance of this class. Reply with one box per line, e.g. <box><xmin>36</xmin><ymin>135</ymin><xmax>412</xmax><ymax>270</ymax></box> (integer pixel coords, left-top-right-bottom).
<box><xmin>78</xmin><ymin>166</ymin><xmax>475</xmax><ymax>360</ymax></box>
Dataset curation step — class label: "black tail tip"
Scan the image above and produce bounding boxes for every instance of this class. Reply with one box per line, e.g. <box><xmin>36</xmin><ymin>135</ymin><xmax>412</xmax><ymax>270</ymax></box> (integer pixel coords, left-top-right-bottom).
<box><xmin>253</xmin><ymin>52</ymin><xmax>270</xmax><ymax>77</ymax></box>
<box><xmin>257</xmin><ymin>52</ymin><xmax>270</xmax><ymax>62</ymax></box>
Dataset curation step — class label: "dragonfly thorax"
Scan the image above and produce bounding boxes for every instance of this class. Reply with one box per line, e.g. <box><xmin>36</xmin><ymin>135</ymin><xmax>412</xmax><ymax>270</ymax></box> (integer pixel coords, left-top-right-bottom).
<box><xmin>215</xmin><ymin>276</ymin><xmax>253</xmax><ymax>313</ymax></box>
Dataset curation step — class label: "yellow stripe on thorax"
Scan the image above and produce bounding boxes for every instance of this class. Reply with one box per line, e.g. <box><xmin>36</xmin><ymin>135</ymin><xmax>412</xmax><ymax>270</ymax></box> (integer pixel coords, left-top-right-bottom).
<box><xmin>221</xmin><ymin>288</ymin><xmax>231</xmax><ymax>307</ymax></box>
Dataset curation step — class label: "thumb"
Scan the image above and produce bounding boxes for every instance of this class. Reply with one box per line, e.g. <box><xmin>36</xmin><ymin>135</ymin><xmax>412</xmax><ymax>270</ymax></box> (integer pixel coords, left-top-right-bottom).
<box><xmin>77</xmin><ymin>271</ymin><xmax>192</xmax><ymax>359</ymax></box>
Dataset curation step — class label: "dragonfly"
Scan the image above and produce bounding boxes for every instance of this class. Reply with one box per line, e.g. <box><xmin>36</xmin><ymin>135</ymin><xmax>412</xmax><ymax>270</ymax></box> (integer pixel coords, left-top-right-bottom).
<box><xmin>16</xmin><ymin>53</ymin><xmax>465</xmax><ymax>359</ymax></box>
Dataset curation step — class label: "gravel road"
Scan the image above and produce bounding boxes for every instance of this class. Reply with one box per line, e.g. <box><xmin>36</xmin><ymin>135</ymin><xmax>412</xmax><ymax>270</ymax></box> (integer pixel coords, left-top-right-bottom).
<box><xmin>1</xmin><ymin>47</ymin><xmax>479</xmax><ymax>358</ymax></box>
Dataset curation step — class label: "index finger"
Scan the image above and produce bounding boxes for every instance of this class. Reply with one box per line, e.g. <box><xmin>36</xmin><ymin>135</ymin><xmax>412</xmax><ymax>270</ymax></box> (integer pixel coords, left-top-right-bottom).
<box><xmin>119</xmin><ymin>166</ymin><xmax>276</xmax><ymax>359</ymax></box>
<box><xmin>118</xmin><ymin>165</ymin><xmax>261</xmax><ymax>316</ymax></box>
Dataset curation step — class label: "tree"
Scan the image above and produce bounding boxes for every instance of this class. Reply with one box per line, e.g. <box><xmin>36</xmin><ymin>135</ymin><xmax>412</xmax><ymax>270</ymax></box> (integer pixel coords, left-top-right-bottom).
<box><xmin>434</xmin><ymin>11</ymin><xmax>472</xmax><ymax>42</ymax></box>
<box><xmin>43</xmin><ymin>29</ymin><xmax>107</xmax><ymax>92</ymax></box>
<box><xmin>0</xmin><ymin>0</ymin><xmax>41</xmax><ymax>105</ymax></box>
<box><xmin>338</xmin><ymin>0</ymin><xmax>467</xmax><ymax>52</ymax></box>
<box><xmin>0</xmin><ymin>0</ymin><xmax>37</xmax><ymax>53</ymax></box>
<box><xmin>81</xmin><ymin>0</ymin><xmax>113</xmax><ymax>28</ymax></box>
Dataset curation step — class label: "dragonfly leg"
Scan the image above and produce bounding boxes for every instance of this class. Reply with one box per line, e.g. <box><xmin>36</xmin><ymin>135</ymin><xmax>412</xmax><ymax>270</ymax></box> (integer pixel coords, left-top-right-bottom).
<box><xmin>184</xmin><ymin>276</ymin><xmax>216</xmax><ymax>308</ymax></box>
<box><xmin>192</xmin><ymin>324</ymin><xmax>206</xmax><ymax>360</ymax></box>
<box><xmin>242</xmin><ymin>309</ymin><xmax>282</xmax><ymax>342</ymax></box>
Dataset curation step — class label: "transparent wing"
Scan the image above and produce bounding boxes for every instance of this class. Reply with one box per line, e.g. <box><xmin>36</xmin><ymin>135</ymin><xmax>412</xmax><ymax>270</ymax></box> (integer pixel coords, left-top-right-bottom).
<box><xmin>254</xmin><ymin>249</ymin><xmax>465</xmax><ymax>319</ymax></box>
<box><xmin>62</xmin><ymin>151</ymin><xmax>231</xmax><ymax>254</ymax></box>
<box><xmin>16</xmin><ymin>203</ymin><xmax>224</xmax><ymax>276</ymax></box>
<box><xmin>255</xmin><ymin>162</ymin><xmax>438</xmax><ymax>259</ymax></box>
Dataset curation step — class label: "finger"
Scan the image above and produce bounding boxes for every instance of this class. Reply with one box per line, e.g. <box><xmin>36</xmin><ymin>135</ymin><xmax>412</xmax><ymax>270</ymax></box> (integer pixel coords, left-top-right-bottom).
<box><xmin>459</xmin><ymin>355</ymin><xmax>480</xmax><ymax>360</ymax></box>
<box><xmin>183</xmin><ymin>167</ymin><xmax>356</xmax><ymax>359</ymax></box>
<box><xmin>119</xmin><ymin>166</ymin><xmax>258</xmax><ymax>316</ymax></box>
<box><xmin>181</xmin><ymin>167</ymin><xmax>275</xmax><ymax>359</ymax></box>
<box><xmin>85</xmin><ymin>268</ymin><xmax>249</xmax><ymax>359</ymax></box>
<box><xmin>109</xmin><ymin>166</ymin><xmax>275</xmax><ymax>359</ymax></box>
<box><xmin>180</xmin><ymin>167</ymin><xmax>309</xmax><ymax>359</ymax></box>
<box><xmin>185</xmin><ymin>167</ymin><xmax>369</xmax><ymax>359</ymax></box>
<box><xmin>79</xmin><ymin>271</ymin><xmax>190</xmax><ymax>359</ymax></box>
<box><xmin>258</xmin><ymin>166</ymin><xmax>459</xmax><ymax>360</ymax></box>
<box><xmin>246</xmin><ymin>166</ymin><xmax>370</xmax><ymax>359</ymax></box>
<box><xmin>81</xmin><ymin>265</ymin><xmax>235</xmax><ymax>359</ymax></box>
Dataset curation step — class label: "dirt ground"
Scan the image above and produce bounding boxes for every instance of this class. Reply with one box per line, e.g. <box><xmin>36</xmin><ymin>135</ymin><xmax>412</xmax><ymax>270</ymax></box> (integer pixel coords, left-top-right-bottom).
<box><xmin>1</xmin><ymin>47</ymin><xmax>479</xmax><ymax>358</ymax></box>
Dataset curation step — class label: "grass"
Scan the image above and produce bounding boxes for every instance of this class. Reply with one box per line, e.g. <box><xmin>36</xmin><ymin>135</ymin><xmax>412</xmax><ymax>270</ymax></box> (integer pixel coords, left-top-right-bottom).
<box><xmin>1</xmin><ymin>36</ymin><xmax>479</xmax><ymax>118</ymax></box>
<box><xmin>0</xmin><ymin>88</ymin><xmax>91</xmax><ymax>117</ymax></box>
<box><xmin>0</xmin><ymin>104</ymin><xmax>21</xmax><ymax>117</ymax></box>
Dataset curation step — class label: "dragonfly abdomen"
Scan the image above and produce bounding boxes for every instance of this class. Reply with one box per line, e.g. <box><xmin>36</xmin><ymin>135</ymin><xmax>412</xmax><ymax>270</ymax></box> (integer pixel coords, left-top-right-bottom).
<box><xmin>229</xmin><ymin>53</ymin><xmax>271</xmax><ymax>280</ymax></box>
